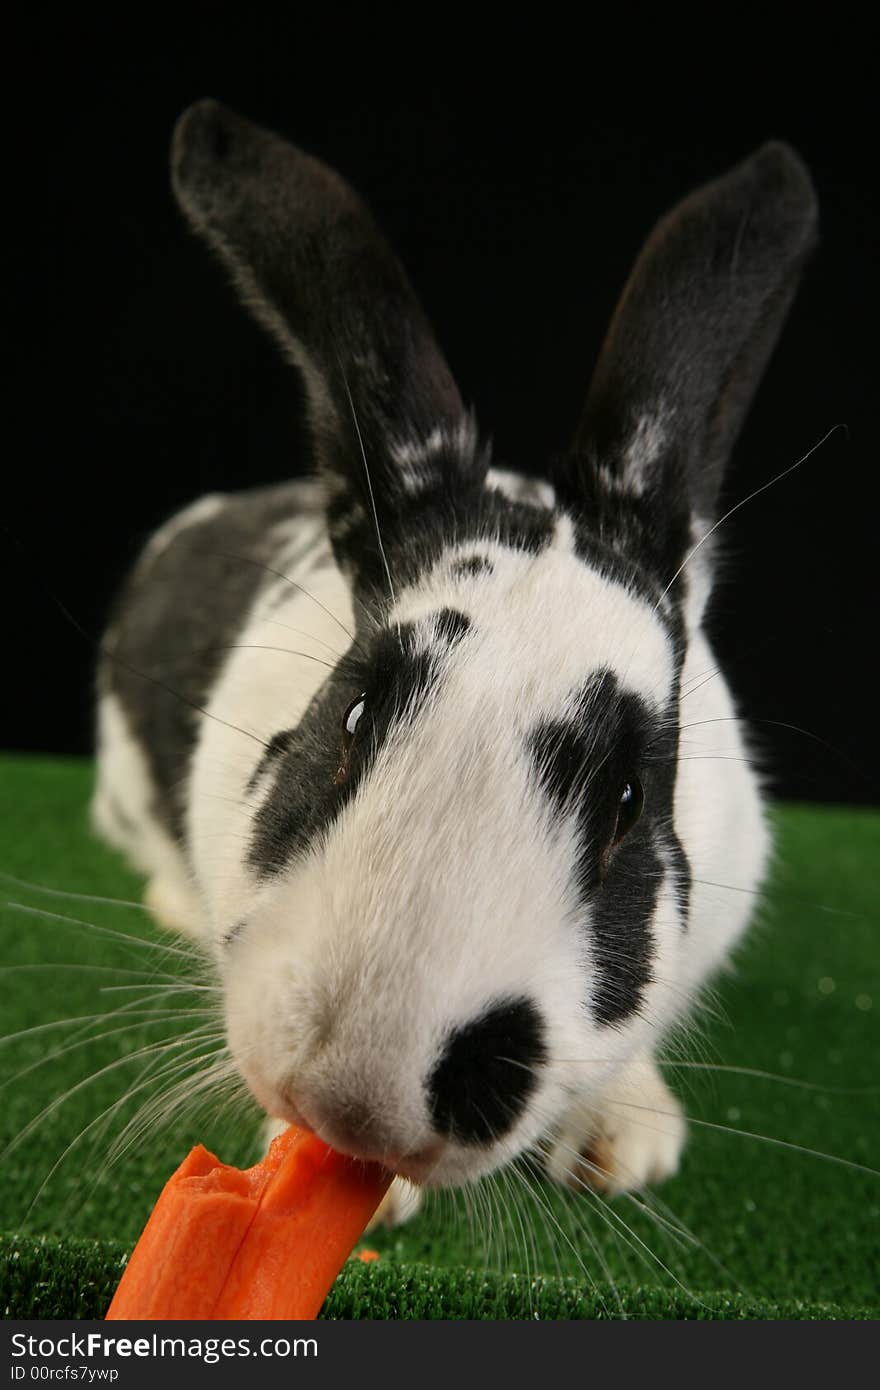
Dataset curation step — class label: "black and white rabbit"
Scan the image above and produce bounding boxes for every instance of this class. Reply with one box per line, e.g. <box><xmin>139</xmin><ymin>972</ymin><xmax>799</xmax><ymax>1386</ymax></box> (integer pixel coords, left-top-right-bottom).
<box><xmin>91</xmin><ymin>100</ymin><xmax>817</xmax><ymax>1224</ymax></box>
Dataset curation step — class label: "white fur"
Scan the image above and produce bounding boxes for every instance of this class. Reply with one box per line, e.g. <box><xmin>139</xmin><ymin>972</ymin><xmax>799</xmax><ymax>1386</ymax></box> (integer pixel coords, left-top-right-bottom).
<box><xmin>620</xmin><ymin>409</ymin><xmax>671</xmax><ymax>495</ymax></box>
<box><xmin>486</xmin><ymin>466</ymin><xmax>557</xmax><ymax>510</ymax></box>
<box><xmin>92</xmin><ymin>692</ymin><xmax>201</xmax><ymax>934</ymax></box>
<box><xmin>390</xmin><ymin>422</ymin><xmax>481</xmax><ymax>495</ymax></box>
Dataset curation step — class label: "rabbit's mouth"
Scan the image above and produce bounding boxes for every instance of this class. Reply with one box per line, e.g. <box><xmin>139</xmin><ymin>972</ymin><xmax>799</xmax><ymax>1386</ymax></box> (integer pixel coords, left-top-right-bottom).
<box><xmin>267</xmin><ymin>1093</ymin><xmax>450</xmax><ymax>1182</ymax></box>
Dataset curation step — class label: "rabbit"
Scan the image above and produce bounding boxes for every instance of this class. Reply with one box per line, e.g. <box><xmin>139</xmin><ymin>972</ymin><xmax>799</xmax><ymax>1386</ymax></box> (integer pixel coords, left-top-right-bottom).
<box><xmin>91</xmin><ymin>99</ymin><xmax>817</xmax><ymax>1226</ymax></box>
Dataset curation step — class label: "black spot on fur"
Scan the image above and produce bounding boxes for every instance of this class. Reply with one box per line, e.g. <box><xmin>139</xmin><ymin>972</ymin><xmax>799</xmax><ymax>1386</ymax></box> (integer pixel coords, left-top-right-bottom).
<box><xmin>452</xmin><ymin>555</ymin><xmax>493</xmax><ymax>579</ymax></box>
<box><xmin>530</xmin><ymin>671</ymin><xmax>650</xmax><ymax>897</ymax></box>
<box><xmin>101</xmin><ymin>482</ymin><xmax>315</xmax><ymax>848</ymax></box>
<box><xmin>247</xmin><ymin>622</ymin><xmax>442</xmax><ymax>877</ymax></box>
<box><xmin>529</xmin><ymin>671</ymin><xmax>688</xmax><ymax>1025</ymax></box>
<box><xmin>588</xmin><ymin>837</ymin><xmax>663</xmax><ymax>1025</ymax></box>
<box><xmin>427</xmin><ymin>998</ymin><xmax>547</xmax><ymax>1144</ymax></box>
<box><xmin>434</xmin><ymin>608</ymin><xmax>471</xmax><ymax>645</ymax></box>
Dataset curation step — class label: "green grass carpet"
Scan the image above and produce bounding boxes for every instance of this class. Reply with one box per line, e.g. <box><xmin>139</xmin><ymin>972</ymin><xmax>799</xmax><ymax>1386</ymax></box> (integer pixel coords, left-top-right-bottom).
<box><xmin>1</xmin><ymin>755</ymin><xmax>878</xmax><ymax>1320</ymax></box>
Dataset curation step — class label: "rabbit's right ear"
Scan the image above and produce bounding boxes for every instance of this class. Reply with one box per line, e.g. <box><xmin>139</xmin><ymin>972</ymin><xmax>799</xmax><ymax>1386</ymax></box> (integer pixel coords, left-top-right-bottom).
<box><xmin>555</xmin><ymin>142</ymin><xmax>818</xmax><ymax>591</ymax></box>
<box><xmin>171</xmin><ymin>101</ymin><xmax>485</xmax><ymax>586</ymax></box>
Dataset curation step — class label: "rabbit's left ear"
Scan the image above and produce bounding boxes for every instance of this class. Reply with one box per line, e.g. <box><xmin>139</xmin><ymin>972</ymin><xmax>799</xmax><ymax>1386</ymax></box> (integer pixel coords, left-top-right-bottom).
<box><xmin>171</xmin><ymin>101</ymin><xmax>486</xmax><ymax>587</ymax></box>
<box><xmin>555</xmin><ymin>143</ymin><xmax>818</xmax><ymax>581</ymax></box>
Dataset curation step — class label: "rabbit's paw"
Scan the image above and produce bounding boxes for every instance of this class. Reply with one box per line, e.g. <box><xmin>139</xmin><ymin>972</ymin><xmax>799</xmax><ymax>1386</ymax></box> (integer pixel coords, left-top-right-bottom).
<box><xmin>144</xmin><ymin>874</ymin><xmax>201</xmax><ymax>936</ymax></box>
<box><xmin>546</xmin><ymin>1056</ymin><xmax>686</xmax><ymax>1195</ymax></box>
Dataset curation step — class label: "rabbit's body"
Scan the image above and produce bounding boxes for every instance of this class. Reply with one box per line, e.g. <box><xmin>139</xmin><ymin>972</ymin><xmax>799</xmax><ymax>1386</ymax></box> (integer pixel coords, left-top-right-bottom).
<box><xmin>92</xmin><ymin>101</ymin><xmax>816</xmax><ymax>1216</ymax></box>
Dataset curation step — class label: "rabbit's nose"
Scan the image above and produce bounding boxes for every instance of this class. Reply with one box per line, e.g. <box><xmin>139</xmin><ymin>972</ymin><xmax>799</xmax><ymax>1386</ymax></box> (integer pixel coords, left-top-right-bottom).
<box><xmin>427</xmin><ymin>997</ymin><xmax>548</xmax><ymax>1144</ymax></box>
<box><xmin>310</xmin><ymin>1097</ymin><xmax>395</xmax><ymax>1163</ymax></box>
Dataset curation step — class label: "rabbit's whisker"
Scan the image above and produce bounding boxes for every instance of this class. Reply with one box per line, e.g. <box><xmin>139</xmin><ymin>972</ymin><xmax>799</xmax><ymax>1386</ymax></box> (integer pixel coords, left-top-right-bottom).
<box><xmin>517</xmin><ymin>1151</ymin><xmax>620</xmax><ymax>1315</ymax></box>
<box><xmin>600</xmin><ymin>1097</ymin><xmax>880</xmax><ymax>1179</ymax></box>
<box><xmin>21</xmin><ymin>1034</ymin><xmax>231</xmax><ymax>1230</ymax></box>
<box><xmin>540</xmin><ymin>1134</ymin><xmax>713</xmax><ymax>1312</ymax></box>
<box><xmin>339</xmin><ymin>362</ymin><xmax>399</xmax><ymax>627</ymax></box>
<box><xmin>210</xmin><ymin>549</ymin><xmax>361</xmax><ymax>651</ymax></box>
<box><xmin>655</xmin><ymin>424</ymin><xmax>845</xmax><ymax>611</ymax></box>
<box><xmin>0</xmin><ymin>872</ymin><xmax>150</xmax><ymax>914</ymax></box>
<box><xmin>3</xmin><ymin>900</ymin><xmax>195</xmax><ymax>959</ymax></box>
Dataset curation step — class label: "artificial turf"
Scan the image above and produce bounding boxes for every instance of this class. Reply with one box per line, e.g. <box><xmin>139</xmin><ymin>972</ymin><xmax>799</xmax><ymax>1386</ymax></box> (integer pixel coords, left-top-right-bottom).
<box><xmin>1</xmin><ymin>755</ymin><xmax>878</xmax><ymax>1320</ymax></box>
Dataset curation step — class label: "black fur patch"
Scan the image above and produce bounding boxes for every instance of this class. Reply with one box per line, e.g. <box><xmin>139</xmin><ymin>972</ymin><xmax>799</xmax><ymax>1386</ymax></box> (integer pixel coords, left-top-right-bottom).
<box><xmin>102</xmin><ymin>483</ymin><xmax>314</xmax><ymax>847</ymax></box>
<box><xmin>349</xmin><ymin>484</ymin><xmax>556</xmax><ymax>605</ymax></box>
<box><xmin>529</xmin><ymin>671</ymin><xmax>688</xmax><ymax>1025</ymax></box>
<box><xmin>172</xmin><ymin>101</ymin><xmax>484</xmax><ymax>595</ymax></box>
<box><xmin>246</xmin><ymin>621</ymin><xmax>443</xmax><ymax>877</ymax></box>
<box><xmin>427</xmin><ymin>997</ymin><xmax>547</xmax><ymax>1145</ymax></box>
<box><xmin>434</xmin><ymin>608</ymin><xmax>471</xmax><ymax>645</ymax></box>
<box><xmin>559</xmin><ymin>142</ymin><xmax>817</xmax><ymax>532</ymax></box>
<box><xmin>558</xmin><ymin>469</ymin><xmax>694</xmax><ymax>609</ymax></box>
<box><xmin>451</xmin><ymin>555</ymin><xmax>493</xmax><ymax>579</ymax></box>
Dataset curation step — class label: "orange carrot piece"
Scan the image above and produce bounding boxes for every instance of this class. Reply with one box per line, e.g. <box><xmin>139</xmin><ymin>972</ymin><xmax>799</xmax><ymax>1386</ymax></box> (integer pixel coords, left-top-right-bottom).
<box><xmin>106</xmin><ymin>1126</ymin><xmax>392</xmax><ymax>1321</ymax></box>
<box><xmin>106</xmin><ymin>1129</ymin><xmax>297</xmax><ymax>1320</ymax></box>
<box><xmin>214</xmin><ymin>1130</ymin><xmax>391</xmax><ymax>1319</ymax></box>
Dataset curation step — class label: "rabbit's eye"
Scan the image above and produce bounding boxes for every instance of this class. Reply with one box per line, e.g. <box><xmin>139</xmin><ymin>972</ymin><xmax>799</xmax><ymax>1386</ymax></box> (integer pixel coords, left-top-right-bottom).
<box><xmin>335</xmin><ymin>693</ymin><xmax>366</xmax><ymax>785</ymax></box>
<box><xmin>342</xmin><ymin>694</ymin><xmax>366</xmax><ymax>745</ymax></box>
<box><xmin>613</xmin><ymin>777</ymin><xmax>644</xmax><ymax>843</ymax></box>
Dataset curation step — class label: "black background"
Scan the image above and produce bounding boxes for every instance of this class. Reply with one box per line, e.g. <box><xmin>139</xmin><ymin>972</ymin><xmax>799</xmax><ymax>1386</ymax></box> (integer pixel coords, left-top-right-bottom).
<box><xmin>7</xmin><ymin>15</ymin><xmax>878</xmax><ymax>805</ymax></box>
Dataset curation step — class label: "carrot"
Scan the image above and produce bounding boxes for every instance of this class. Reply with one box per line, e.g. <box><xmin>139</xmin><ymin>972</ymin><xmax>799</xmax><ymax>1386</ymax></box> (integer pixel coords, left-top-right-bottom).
<box><xmin>106</xmin><ymin>1126</ymin><xmax>392</xmax><ymax>1320</ymax></box>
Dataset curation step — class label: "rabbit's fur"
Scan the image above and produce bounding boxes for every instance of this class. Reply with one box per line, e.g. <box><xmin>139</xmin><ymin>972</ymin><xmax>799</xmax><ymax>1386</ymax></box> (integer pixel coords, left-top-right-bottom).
<box><xmin>92</xmin><ymin>102</ymin><xmax>817</xmax><ymax>1223</ymax></box>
